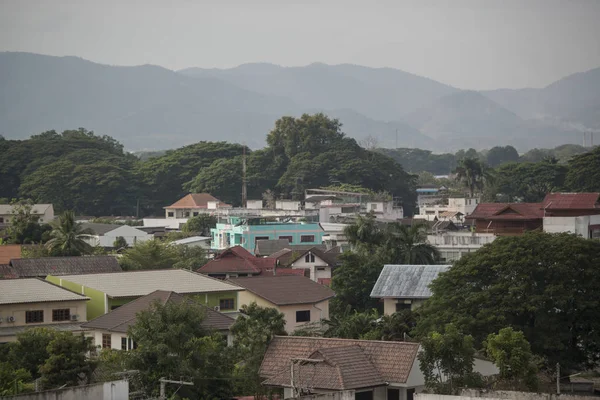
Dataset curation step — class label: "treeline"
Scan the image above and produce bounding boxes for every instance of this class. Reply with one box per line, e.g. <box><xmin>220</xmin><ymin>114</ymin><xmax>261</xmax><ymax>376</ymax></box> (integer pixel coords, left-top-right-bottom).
<box><xmin>0</xmin><ymin>114</ymin><xmax>417</xmax><ymax>217</ymax></box>
<box><xmin>379</xmin><ymin>144</ymin><xmax>589</xmax><ymax>174</ymax></box>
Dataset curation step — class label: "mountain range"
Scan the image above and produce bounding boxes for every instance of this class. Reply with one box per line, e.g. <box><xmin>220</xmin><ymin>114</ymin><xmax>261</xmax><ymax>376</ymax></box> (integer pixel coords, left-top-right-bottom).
<box><xmin>1</xmin><ymin>52</ymin><xmax>598</xmax><ymax>151</ymax></box>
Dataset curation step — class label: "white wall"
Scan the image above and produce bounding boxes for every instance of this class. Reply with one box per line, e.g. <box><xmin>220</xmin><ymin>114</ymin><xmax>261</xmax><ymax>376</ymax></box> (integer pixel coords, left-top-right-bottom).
<box><xmin>543</xmin><ymin>215</ymin><xmax>600</xmax><ymax>238</ymax></box>
<box><xmin>280</xmin><ymin>300</ymin><xmax>330</xmax><ymax>333</ymax></box>
<box><xmin>276</xmin><ymin>200</ymin><xmax>301</xmax><ymax>211</ymax></box>
<box><xmin>89</xmin><ymin>225</ymin><xmax>152</xmax><ymax>247</ymax></box>
<box><xmin>1</xmin><ymin>380</ymin><xmax>128</xmax><ymax>400</ymax></box>
<box><xmin>291</xmin><ymin>254</ymin><xmax>331</xmax><ymax>282</ymax></box>
<box><xmin>143</xmin><ymin>218</ymin><xmax>188</xmax><ymax>229</ymax></box>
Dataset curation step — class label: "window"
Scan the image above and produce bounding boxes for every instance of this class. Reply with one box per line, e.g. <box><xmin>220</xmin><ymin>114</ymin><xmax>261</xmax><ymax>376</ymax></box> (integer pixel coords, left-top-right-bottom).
<box><xmin>193</xmin><ymin>212</ymin><xmax>199</xmax><ymax>216</ymax></box>
<box><xmin>355</xmin><ymin>391</ymin><xmax>373</xmax><ymax>400</ymax></box>
<box><xmin>219</xmin><ymin>298</ymin><xmax>235</xmax><ymax>310</ymax></box>
<box><xmin>304</xmin><ymin>253</ymin><xmax>315</xmax><ymax>263</ymax></box>
<box><xmin>102</xmin><ymin>334</ymin><xmax>111</xmax><ymax>349</ymax></box>
<box><xmin>387</xmin><ymin>389</ymin><xmax>400</xmax><ymax>400</ymax></box>
<box><xmin>279</xmin><ymin>235</ymin><xmax>293</xmax><ymax>243</ymax></box>
<box><xmin>52</xmin><ymin>309</ymin><xmax>70</xmax><ymax>322</ymax></box>
<box><xmin>316</xmin><ymin>267</ymin><xmax>326</xmax><ymax>271</ymax></box>
<box><xmin>296</xmin><ymin>310</ymin><xmax>310</xmax><ymax>322</ymax></box>
<box><xmin>121</xmin><ymin>337</ymin><xmax>128</xmax><ymax>350</ymax></box>
<box><xmin>26</xmin><ymin>310</ymin><xmax>43</xmax><ymax>324</ymax></box>
<box><xmin>0</xmin><ymin>217</ymin><xmax>3</xmax><ymax>223</ymax></box>
<box><xmin>167</xmin><ymin>212</ymin><xmax>174</xmax><ymax>217</ymax></box>
<box><xmin>370</xmin><ymin>203</ymin><xmax>377</xmax><ymax>211</ymax></box>
<box><xmin>184</xmin><ymin>211</ymin><xmax>190</xmax><ymax>217</ymax></box>
<box><xmin>111</xmin><ymin>305</ymin><xmax>121</xmax><ymax>311</ymax></box>
<box><xmin>395</xmin><ymin>302</ymin><xmax>412</xmax><ymax>312</ymax></box>
<box><xmin>300</xmin><ymin>235</ymin><xmax>315</xmax><ymax>243</ymax></box>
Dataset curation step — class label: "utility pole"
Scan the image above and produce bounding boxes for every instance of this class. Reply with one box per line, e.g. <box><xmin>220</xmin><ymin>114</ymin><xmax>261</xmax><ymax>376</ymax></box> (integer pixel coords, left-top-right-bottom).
<box><xmin>242</xmin><ymin>145</ymin><xmax>247</xmax><ymax>208</ymax></box>
<box><xmin>159</xmin><ymin>378</ymin><xmax>193</xmax><ymax>400</ymax></box>
<box><xmin>556</xmin><ymin>363</ymin><xmax>560</xmax><ymax>395</ymax></box>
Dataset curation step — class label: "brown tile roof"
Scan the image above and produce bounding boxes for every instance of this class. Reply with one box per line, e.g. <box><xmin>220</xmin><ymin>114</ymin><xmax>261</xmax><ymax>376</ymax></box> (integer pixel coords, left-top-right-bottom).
<box><xmin>255</xmin><ymin>239</ymin><xmax>292</xmax><ymax>256</ymax></box>
<box><xmin>0</xmin><ymin>245</ymin><xmax>21</xmax><ymax>265</ymax></box>
<box><xmin>260</xmin><ymin>336</ymin><xmax>420</xmax><ymax>387</ymax></box>
<box><xmin>81</xmin><ymin>290</ymin><xmax>234</xmax><ymax>333</ymax></box>
<box><xmin>10</xmin><ymin>256</ymin><xmax>122</xmax><ymax>278</ymax></box>
<box><xmin>466</xmin><ymin>203</ymin><xmax>543</xmax><ymax>220</ymax></box>
<box><xmin>165</xmin><ymin>193</ymin><xmax>231</xmax><ymax>209</ymax></box>
<box><xmin>227</xmin><ymin>275</ymin><xmax>335</xmax><ymax>305</ymax></box>
<box><xmin>0</xmin><ymin>264</ymin><xmax>18</xmax><ymax>279</ymax></box>
<box><xmin>274</xmin><ymin>268</ymin><xmax>308</xmax><ymax>277</ymax></box>
<box><xmin>197</xmin><ymin>246</ymin><xmax>276</xmax><ymax>275</ymax></box>
<box><xmin>542</xmin><ymin>193</ymin><xmax>600</xmax><ymax>210</ymax></box>
<box><xmin>279</xmin><ymin>247</ymin><xmax>338</xmax><ymax>267</ymax></box>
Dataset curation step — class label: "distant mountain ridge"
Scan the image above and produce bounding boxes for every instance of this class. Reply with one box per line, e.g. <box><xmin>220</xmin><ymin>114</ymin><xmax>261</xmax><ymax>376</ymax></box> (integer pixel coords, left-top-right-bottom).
<box><xmin>1</xmin><ymin>52</ymin><xmax>598</xmax><ymax>151</ymax></box>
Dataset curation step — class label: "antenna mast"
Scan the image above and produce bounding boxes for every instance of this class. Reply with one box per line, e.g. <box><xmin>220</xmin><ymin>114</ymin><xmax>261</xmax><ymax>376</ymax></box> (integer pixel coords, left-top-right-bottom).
<box><xmin>242</xmin><ymin>145</ymin><xmax>247</xmax><ymax>208</ymax></box>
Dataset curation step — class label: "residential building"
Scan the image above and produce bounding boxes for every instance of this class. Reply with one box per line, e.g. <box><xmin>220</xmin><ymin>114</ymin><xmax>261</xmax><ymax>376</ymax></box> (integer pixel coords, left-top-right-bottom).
<box><xmin>211</xmin><ymin>216</ymin><xmax>325</xmax><ymax>254</ymax></box>
<box><xmin>371</xmin><ymin>265</ymin><xmax>450</xmax><ymax>314</ymax></box>
<box><xmin>544</xmin><ymin>215</ymin><xmax>600</xmax><ymax>239</ymax></box>
<box><xmin>228</xmin><ymin>275</ymin><xmax>335</xmax><ymax>333</ymax></box>
<box><xmin>81</xmin><ymin>290</ymin><xmax>236</xmax><ymax>350</ymax></box>
<box><xmin>426</xmin><ymin>232</ymin><xmax>496</xmax><ymax>262</ymax></box>
<box><xmin>541</xmin><ymin>192</ymin><xmax>600</xmax><ymax>217</ymax></box>
<box><xmin>170</xmin><ymin>235</ymin><xmax>212</xmax><ymax>249</ymax></box>
<box><xmin>197</xmin><ymin>245</ymin><xmax>277</xmax><ymax>279</ymax></box>
<box><xmin>270</xmin><ymin>247</ymin><xmax>338</xmax><ymax>285</ymax></box>
<box><xmin>254</xmin><ymin>239</ymin><xmax>327</xmax><ymax>257</ymax></box>
<box><xmin>5</xmin><ymin>255</ymin><xmax>122</xmax><ymax>279</ymax></box>
<box><xmin>80</xmin><ymin>223</ymin><xmax>152</xmax><ymax>247</ymax></box>
<box><xmin>305</xmin><ymin>189</ymin><xmax>404</xmax><ymax>222</ymax></box>
<box><xmin>466</xmin><ymin>203</ymin><xmax>544</xmax><ymax>235</ymax></box>
<box><xmin>415</xmin><ymin>196</ymin><xmax>479</xmax><ymax>223</ymax></box>
<box><xmin>0</xmin><ymin>203</ymin><xmax>54</xmax><ymax>227</ymax></box>
<box><xmin>164</xmin><ymin>193</ymin><xmax>231</xmax><ymax>219</ymax></box>
<box><xmin>0</xmin><ymin>278</ymin><xmax>89</xmax><ymax>343</ymax></box>
<box><xmin>320</xmin><ymin>222</ymin><xmax>349</xmax><ymax>249</ymax></box>
<box><xmin>260</xmin><ymin>336</ymin><xmax>498</xmax><ymax>400</ymax></box>
<box><xmin>46</xmin><ymin>269</ymin><xmax>242</xmax><ymax>319</ymax></box>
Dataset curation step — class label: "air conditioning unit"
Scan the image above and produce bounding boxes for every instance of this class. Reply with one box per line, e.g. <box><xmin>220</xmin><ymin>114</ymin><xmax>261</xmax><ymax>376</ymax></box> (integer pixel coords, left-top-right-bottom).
<box><xmin>7</xmin><ymin>316</ymin><xmax>15</xmax><ymax>323</ymax></box>
<box><xmin>213</xmin><ymin>306</ymin><xmax>220</xmax><ymax>312</ymax></box>
<box><xmin>71</xmin><ymin>314</ymin><xmax>79</xmax><ymax>321</ymax></box>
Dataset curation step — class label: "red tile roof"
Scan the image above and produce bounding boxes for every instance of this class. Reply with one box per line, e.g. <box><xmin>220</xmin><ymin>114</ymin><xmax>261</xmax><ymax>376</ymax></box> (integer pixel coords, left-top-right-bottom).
<box><xmin>542</xmin><ymin>193</ymin><xmax>600</xmax><ymax>210</ymax></box>
<box><xmin>467</xmin><ymin>203</ymin><xmax>543</xmax><ymax>220</ymax></box>
<box><xmin>274</xmin><ymin>268</ymin><xmax>308</xmax><ymax>277</ymax></box>
<box><xmin>260</xmin><ymin>336</ymin><xmax>420</xmax><ymax>387</ymax></box>
<box><xmin>165</xmin><ymin>193</ymin><xmax>231</xmax><ymax>209</ymax></box>
<box><xmin>197</xmin><ymin>246</ymin><xmax>276</xmax><ymax>275</ymax></box>
<box><xmin>227</xmin><ymin>275</ymin><xmax>335</xmax><ymax>305</ymax></box>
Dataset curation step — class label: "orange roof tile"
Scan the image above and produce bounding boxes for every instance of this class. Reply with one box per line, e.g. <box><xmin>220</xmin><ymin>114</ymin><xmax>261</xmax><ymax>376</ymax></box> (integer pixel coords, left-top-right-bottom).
<box><xmin>165</xmin><ymin>193</ymin><xmax>231</xmax><ymax>209</ymax></box>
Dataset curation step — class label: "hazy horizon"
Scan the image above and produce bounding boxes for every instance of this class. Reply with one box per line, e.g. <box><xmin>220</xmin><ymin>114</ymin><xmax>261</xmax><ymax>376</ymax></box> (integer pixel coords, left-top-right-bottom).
<box><xmin>2</xmin><ymin>0</ymin><xmax>600</xmax><ymax>91</ymax></box>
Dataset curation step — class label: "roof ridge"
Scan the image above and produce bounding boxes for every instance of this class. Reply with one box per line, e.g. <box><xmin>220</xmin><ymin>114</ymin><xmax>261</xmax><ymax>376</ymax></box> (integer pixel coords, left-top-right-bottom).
<box><xmin>272</xmin><ymin>335</ymin><xmax>420</xmax><ymax>346</ymax></box>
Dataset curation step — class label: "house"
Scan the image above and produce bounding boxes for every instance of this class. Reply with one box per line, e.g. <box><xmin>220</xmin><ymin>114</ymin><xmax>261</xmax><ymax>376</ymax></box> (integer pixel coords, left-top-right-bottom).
<box><xmin>415</xmin><ymin>197</ymin><xmax>479</xmax><ymax>223</ymax></box>
<box><xmin>81</xmin><ymin>290</ymin><xmax>236</xmax><ymax>350</ymax></box>
<box><xmin>260</xmin><ymin>336</ymin><xmax>498</xmax><ymax>400</ymax></box>
<box><xmin>80</xmin><ymin>223</ymin><xmax>152</xmax><ymax>247</ymax></box>
<box><xmin>170</xmin><ymin>235</ymin><xmax>212</xmax><ymax>249</ymax></box>
<box><xmin>0</xmin><ymin>278</ymin><xmax>89</xmax><ymax>343</ymax></box>
<box><xmin>541</xmin><ymin>192</ymin><xmax>600</xmax><ymax>217</ymax></box>
<box><xmin>0</xmin><ymin>203</ymin><xmax>54</xmax><ymax>227</ymax></box>
<box><xmin>270</xmin><ymin>247</ymin><xmax>338</xmax><ymax>284</ymax></box>
<box><xmin>228</xmin><ymin>275</ymin><xmax>335</xmax><ymax>333</ymax></box>
<box><xmin>211</xmin><ymin>216</ymin><xmax>325</xmax><ymax>254</ymax></box>
<box><xmin>426</xmin><ymin>232</ymin><xmax>496</xmax><ymax>262</ymax></box>
<box><xmin>466</xmin><ymin>203</ymin><xmax>544</xmax><ymax>235</ymax></box>
<box><xmin>197</xmin><ymin>245</ymin><xmax>277</xmax><ymax>279</ymax></box>
<box><xmin>371</xmin><ymin>265</ymin><xmax>450</xmax><ymax>314</ymax></box>
<box><xmin>0</xmin><ymin>244</ymin><xmax>21</xmax><ymax>264</ymax></box>
<box><xmin>254</xmin><ymin>239</ymin><xmax>327</xmax><ymax>257</ymax></box>
<box><xmin>164</xmin><ymin>193</ymin><xmax>231</xmax><ymax>219</ymax></box>
<box><xmin>46</xmin><ymin>269</ymin><xmax>242</xmax><ymax>319</ymax></box>
<box><xmin>7</xmin><ymin>255</ymin><xmax>122</xmax><ymax>278</ymax></box>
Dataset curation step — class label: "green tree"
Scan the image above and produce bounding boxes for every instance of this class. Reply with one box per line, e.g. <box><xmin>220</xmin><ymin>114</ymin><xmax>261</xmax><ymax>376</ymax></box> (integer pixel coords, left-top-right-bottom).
<box><xmin>486</xmin><ymin>146</ymin><xmax>519</xmax><ymax>167</ymax></box>
<box><xmin>330</xmin><ymin>251</ymin><xmax>383</xmax><ymax>313</ymax></box>
<box><xmin>113</xmin><ymin>236</ymin><xmax>128</xmax><ymax>249</ymax></box>
<box><xmin>453</xmin><ymin>157</ymin><xmax>493</xmax><ymax>197</ymax></box>
<box><xmin>127</xmin><ymin>299</ymin><xmax>234</xmax><ymax>399</ymax></box>
<box><xmin>418</xmin><ymin>324</ymin><xmax>481</xmax><ymax>394</ymax></box>
<box><xmin>119</xmin><ymin>240</ymin><xmax>180</xmax><ymax>270</ymax></box>
<box><xmin>45</xmin><ymin>211</ymin><xmax>94</xmax><ymax>256</ymax></box>
<box><xmin>383</xmin><ymin>222</ymin><xmax>440</xmax><ymax>264</ymax></box>
<box><xmin>417</xmin><ymin>231</ymin><xmax>600</xmax><ymax>372</ymax></box>
<box><xmin>39</xmin><ymin>332</ymin><xmax>96</xmax><ymax>389</ymax></box>
<box><xmin>565</xmin><ymin>145</ymin><xmax>600</xmax><ymax>192</ymax></box>
<box><xmin>8</xmin><ymin>328</ymin><xmax>56</xmax><ymax>378</ymax></box>
<box><xmin>183</xmin><ymin>214</ymin><xmax>217</xmax><ymax>235</ymax></box>
<box><xmin>0</xmin><ymin>362</ymin><xmax>32</xmax><ymax>396</ymax></box>
<box><xmin>172</xmin><ymin>245</ymin><xmax>207</xmax><ymax>271</ymax></box>
<box><xmin>231</xmin><ymin>303</ymin><xmax>286</xmax><ymax>398</ymax></box>
<box><xmin>4</xmin><ymin>201</ymin><xmax>51</xmax><ymax>244</ymax></box>
<box><xmin>484</xmin><ymin>328</ymin><xmax>538</xmax><ymax>390</ymax></box>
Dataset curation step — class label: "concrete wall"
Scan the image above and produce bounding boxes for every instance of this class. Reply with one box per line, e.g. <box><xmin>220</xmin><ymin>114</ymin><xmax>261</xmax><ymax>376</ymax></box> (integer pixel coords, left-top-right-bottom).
<box><xmin>291</xmin><ymin>254</ymin><xmax>332</xmax><ymax>282</ymax></box>
<box><xmin>280</xmin><ymin>299</ymin><xmax>330</xmax><ymax>333</ymax></box>
<box><xmin>543</xmin><ymin>215</ymin><xmax>600</xmax><ymax>238</ymax></box>
<box><xmin>415</xmin><ymin>390</ymin><xmax>594</xmax><ymax>400</ymax></box>
<box><xmin>143</xmin><ymin>217</ymin><xmax>188</xmax><ymax>229</ymax></box>
<box><xmin>87</xmin><ymin>225</ymin><xmax>152</xmax><ymax>247</ymax></box>
<box><xmin>383</xmin><ymin>298</ymin><xmax>426</xmax><ymax>315</ymax></box>
<box><xmin>298</xmin><ymin>391</ymin><xmax>355</xmax><ymax>400</ymax></box>
<box><xmin>2</xmin><ymin>380</ymin><xmax>128</xmax><ymax>400</ymax></box>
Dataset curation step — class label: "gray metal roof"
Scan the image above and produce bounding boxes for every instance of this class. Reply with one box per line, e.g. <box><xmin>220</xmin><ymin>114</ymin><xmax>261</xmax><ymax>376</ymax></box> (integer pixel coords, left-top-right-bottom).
<box><xmin>0</xmin><ymin>278</ymin><xmax>90</xmax><ymax>305</ymax></box>
<box><xmin>79</xmin><ymin>222</ymin><xmax>121</xmax><ymax>235</ymax></box>
<box><xmin>370</xmin><ymin>265</ymin><xmax>450</xmax><ymax>299</ymax></box>
<box><xmin>0</xmin><ymin>323</ymin><xmax>84</xmax><ymax>337</ymax></box>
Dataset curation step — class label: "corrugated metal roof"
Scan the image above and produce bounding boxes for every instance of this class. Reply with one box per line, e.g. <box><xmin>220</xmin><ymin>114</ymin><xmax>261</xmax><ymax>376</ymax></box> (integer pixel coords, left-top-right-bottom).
<box><xmin>0</xmin><ymin>278</ymin><xmax>90</xmax><ymax>305</ymax></box>
<box><xmin>79</xmin><ymin>223</ymin><xmax>121</xmax><ymax>235</ymax></box>
<box><xmin>171</xmin><ymin>236</ymin><xmax>211</xmax><ymax>245</ymax></box>
<box><xmin>370</xmin><ymin>265</ymin><xmax>450</xmax><ymax>298</ymax></box>
<box><xmin>54</xmin><ymin>269</ymin><xmax>241</xmax><ymax>298</ymax></box>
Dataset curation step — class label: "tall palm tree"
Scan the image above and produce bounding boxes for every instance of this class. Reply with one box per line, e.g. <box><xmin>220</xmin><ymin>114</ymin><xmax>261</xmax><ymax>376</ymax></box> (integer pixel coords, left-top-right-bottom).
<box><xmin>45</xmin><ymin>211</ymin><xmax>94</xmax><ymax>256</ymax></box>
<box><xmin>453</xmin><ymin>157</ymin><xmax>494</xmax><ymax>197</ymax></box>
<box><xmin>383</xmin><ymin>222</ymin><xmax>439</xmax><ymax>264</ymax></box>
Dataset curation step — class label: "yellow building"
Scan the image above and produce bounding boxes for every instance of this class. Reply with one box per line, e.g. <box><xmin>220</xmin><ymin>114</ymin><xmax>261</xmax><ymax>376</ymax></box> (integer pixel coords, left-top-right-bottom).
<box><xmin>0</xmin><ymin>278</ymin><xmax>89</xmax><ymax>343</ymax></box>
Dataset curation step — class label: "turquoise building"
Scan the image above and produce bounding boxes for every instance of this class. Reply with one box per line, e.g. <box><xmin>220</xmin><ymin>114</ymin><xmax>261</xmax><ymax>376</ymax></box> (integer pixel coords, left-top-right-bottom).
<box><xmin>211</xmin><ymin>217</ymin><xmax>325</xmax><ymax>253</ymax></box>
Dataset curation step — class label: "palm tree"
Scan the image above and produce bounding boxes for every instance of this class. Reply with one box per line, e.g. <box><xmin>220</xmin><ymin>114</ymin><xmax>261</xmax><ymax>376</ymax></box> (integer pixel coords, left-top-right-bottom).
<box><xmin>383</xmin><ymin>222</ymin><xmax>439</xmax><ymax>264</ymax></box>
<box><xmin>45</xmin><ymin>211</ymin><xmax>94</xmax><ymax>256</ymax></box>
<box><xmin>453</xmin><ymin>157</ymin><xmax>494</xmax><ymax>197</ymax></box>
<box><xmin>344</xmin><ymin>213</ymin><xmax>383</xmax><ymax>252</ymax></box>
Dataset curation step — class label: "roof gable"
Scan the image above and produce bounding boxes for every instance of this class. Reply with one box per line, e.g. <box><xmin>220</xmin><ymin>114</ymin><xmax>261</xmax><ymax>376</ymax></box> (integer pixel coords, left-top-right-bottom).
<box><xmin>467</xmin><ymin>203</ymin><xmax>543</xmax><ymax>220</ymax></box>
<box><xmin>543</xmin><ymin>193</ymin><xmax>600</xmax><ymax>210</ymax></box>
<box><xmin>165</xmin><ymin>193</ymin><xmax>230</xmax><ymax>209</ymax></box>
<box><xmin>227</xmin><ymin>275</ymin><xmax>335</xmax><ymax>305</ymax></box>
<box><xmin>198</xmin><ymin>246</ymin><xmax>276</xmax><ymax>274</ymax></box>
<box><xmin>371</xmin><ymin>265</ymin><xmax>451</xmax><ymax>298</ymax></box>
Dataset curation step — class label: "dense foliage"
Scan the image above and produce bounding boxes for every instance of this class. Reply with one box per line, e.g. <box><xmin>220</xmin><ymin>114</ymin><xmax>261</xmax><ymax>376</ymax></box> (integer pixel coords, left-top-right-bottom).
<box><xmin>118</xmin><ymin>239</ymin><xmax>207</xmax><ymax>271</ymax></box>
<box><xmin>417</xmin><ymin>231</ymin><xmax>600</xmax><ymax>372</ymax></box>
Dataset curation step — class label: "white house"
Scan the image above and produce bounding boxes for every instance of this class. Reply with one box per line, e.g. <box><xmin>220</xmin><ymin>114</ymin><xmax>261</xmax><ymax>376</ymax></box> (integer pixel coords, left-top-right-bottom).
<box><xmin>427</xmin><ymin>231</ymin><xmax>496</xmax><ymax>262</ymax></box>
<box><xmin>0</xmin><ymin>203</ymin><xmax>54</xmax><ymax>227</ymax></box>
<box><xmin>170</xmin><ymin>236</ymin><xmax>212</xmax><ymax>249</ymax></box>
<box><xmin>80</xmin><ymin>223</ymin><xmax>152</xmax><ymax>247</ymax></box>
<box><xmin>416</xmin><ymin>197</ymin><xmax>480</xmax><ymax>222</ymax></box>
<box><xmin>273</xmin><ymin>247</ymin><xmax>338</xmax><ymax>285</ymax></box>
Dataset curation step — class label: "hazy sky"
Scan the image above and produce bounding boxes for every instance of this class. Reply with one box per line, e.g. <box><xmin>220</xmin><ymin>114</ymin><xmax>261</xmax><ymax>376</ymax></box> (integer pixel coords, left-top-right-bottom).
<box><xmin>1</xmin><ymin>0</ymin><xmax>599</xmax><ymax>90</ymax></box>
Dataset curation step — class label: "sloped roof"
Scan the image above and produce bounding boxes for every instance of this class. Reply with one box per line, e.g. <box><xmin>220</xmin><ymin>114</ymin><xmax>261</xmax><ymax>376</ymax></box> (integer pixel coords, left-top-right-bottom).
<box><xmin>79</xmin><ymin>223</ymin><xmax>121</xmax><ymax>235</ymax></box>
<box><xmin>165</xmin><ymin>193</ymin><xmax>230</xmax><ymax>209</ymax></box>
<box><xmin>255</xmin><ymin>239</ymin><xmax>292</xmax><ymax>256</ymax></box>
<box><xmin>55</xmin><ymin>269</ymin><xmax>241</xmax><ymax>298</ymax></box>
<box><xmin>0</xmin><ymin>264</ymin><xmax>18</xmax><ymax>279</ymax></box>
<box><xmin>282</xmin><ymin>247</ymin><xmax>339</xmax><ymax>267</ymax></box>
<box><xmin>263</xmin><ymin>345</ymin><xmax>385</xmax><ymax>390</ymax></box>
<box><xmin>227</xmin><ymin>275</ymin><xmax>335</xmax><ymax>305</ymax></box>
<box><xmin>0</xmin><ymin>204</ymin><xmax>52</xmax><ymax>215</ymax></box>
<box><xmin>0</xmin><ymin>323</ymin><xmax>84</xmax><ymax>338</ymax></box>
<box><xmin>0</xmin><ymin>245</ymin><xmax>21</xmax><ymax>265</ymax></box>
<box><xmin>0</xmin><ymin>278</ymin><xmax>89</xmax><ymax>305</ymax></box>
<box><xmin>171</xmin><ymin>236</ymin><xmax>211</xmax><ymax>245</ymax></box>
<box><xmin>260</xmin><ymin>336</ymin><xmax>420</xmax><ymax>386</ymax></box>
<box><xmin>542</xmin><ymin>193</ymin><xmax>600</xmax><ymax>210</ymax></box>
<box><xmin>198</xmin><ymin>246</ymin><xmax>276</xmax><ymax>274</ymax></box>
<box><xmin>466</xmin><ymin>203</ymin><xmax>543</xmax><ymax>220</ymax></box>
<box><xmin>10</xmin><ymin>256</ymin><xmax>122</xmax><ymax>278</ymax></box>
<box><xmin>371</xmin><ymin>265</ymin><xmax>451</xmax><ymax>298</ymax></box>
<box><xmin>81</xmin><ymin>290</ymin><xmax>234</xmax><ymax>333</ymax></box>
